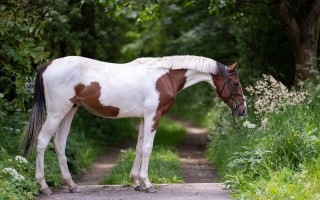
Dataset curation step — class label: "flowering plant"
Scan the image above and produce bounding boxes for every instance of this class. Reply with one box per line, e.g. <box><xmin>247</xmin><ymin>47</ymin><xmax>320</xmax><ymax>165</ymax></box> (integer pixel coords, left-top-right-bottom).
<box><xmin>242</xmin><ymin>120</ymin><xmax>257</xmax><ymax>129</ymax></box>
<box><xmin>0</xmin><ymin>149</ymin><xmax>39</xmax><ymax>199</ymax></box>
<box><xmin>246</xmin><ymin>74</ymin><xmax>308</xmax><ymax>117</ymax></box>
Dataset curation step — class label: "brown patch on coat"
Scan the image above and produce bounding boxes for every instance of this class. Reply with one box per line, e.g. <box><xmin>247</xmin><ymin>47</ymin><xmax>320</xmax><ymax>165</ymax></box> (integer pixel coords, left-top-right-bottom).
<box><xmin>152</xmin><ymin>69</ymin><xmax>187</xmax><ymax>131</ymax></box>
<box><xmin>69</xmin><ymin>82</ymin><xmax>119</xmax><ymax>117</ymax></box>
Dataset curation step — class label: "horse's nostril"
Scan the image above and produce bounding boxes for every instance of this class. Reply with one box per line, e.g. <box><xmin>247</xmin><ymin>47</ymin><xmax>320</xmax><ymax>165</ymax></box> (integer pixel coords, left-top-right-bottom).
<box><xmin>239</xmin><ymin>108</ymin><xmax>246</xmax><ymax>116</ymax></box>
<box><xmin>242</xmin><ymin>109</ymin><xmax>246</xmax><ymax>115</ymax></box>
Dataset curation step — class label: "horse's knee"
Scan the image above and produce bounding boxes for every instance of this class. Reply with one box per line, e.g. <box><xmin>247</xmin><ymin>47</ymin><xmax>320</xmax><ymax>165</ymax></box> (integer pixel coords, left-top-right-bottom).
<box><xmin>142</xmin><ymin>145</ymin><xmax>152</xmax><ymax>156</ymax></box>
<box><xmin>36</xmin><ymin>138</ymin><xmax>48</xmax><ymax>153</ymax></box>
<box><xmin>135</xmin><ymin>147</ymin><xmax>143</xmax><ymax>157</ymax></box>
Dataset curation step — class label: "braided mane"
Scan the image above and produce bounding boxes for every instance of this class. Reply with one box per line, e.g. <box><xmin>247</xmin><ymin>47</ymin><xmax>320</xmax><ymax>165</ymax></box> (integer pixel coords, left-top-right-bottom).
<box><xmin>134</xmin><ymin>55</ymin><xmax>222</xmax><ymax>74</ymax></box>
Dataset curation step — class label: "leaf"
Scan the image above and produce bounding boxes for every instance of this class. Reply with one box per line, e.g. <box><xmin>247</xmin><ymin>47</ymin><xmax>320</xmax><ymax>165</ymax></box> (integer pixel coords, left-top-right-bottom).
<box><xmin>29</xmin><ymin>26</ymin><xmax>36</xmax><ymax>33</ymax></box>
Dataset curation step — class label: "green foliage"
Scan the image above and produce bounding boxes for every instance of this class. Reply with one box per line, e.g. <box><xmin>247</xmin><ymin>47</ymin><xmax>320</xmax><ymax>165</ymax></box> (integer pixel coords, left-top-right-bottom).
<box><xmin>206</xmin><ymin>90</ymin><xmax>320</xmax><ymax>199</ymax></box>
<box><xmin>101</xmin><ymin>117</ymin><xmax>186</xmax><ymax>185</ymax></box>
<box><xmin>0</xmin><ymin>0</ymin><xmax>49</xmax><ymax>112</ymax></box>
<box><xmin>209</xmin><ymin>0</ymin><xmax>295</xmax><ymax>86</ymax></box>
<box><xmin>236</xmin><ymin>162</ymin><xmax>320</xmax><ymax>200</ymax></box>
<box><xmin>120</xmin><ymin>0</ymin><xmax>239</xmax><ymax>64</ymax></box>
<box><xmin>101</xmin><ymin>147</ymin><xmax>183</xmax><ymax>185</ymax></box>
<box><xmin>0</xmin><ymin>149</ymin><xmax>39</xmax><ymax>200</ymax></box>
<box><xmin>0</xmin><ymin>106</ymin><xmax>136</xmax><ymax>198</ymax></box>
<box><xmin>1</xmin><ymin>0</ymin><xmax>319</xmax><ymax>198</ymax></box>
<box><xmin>154</xmin><ymin>117</ymin><xmax>186</xmax><ymax>146</ymax></box>
<box><xmin>170</xmin><ymin>83</ymin><xmax>217</xmax><ymax>126</ymax></box>
<box><xmin>72</xmin><ymin>109</ymin><xmax>137</xmax><ymax>146</ymax></box>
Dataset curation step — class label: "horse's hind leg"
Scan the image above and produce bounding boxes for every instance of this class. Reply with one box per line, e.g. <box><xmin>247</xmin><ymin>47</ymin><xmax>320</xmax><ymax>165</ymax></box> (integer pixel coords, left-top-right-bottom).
<box><xmin>53</xmin><ymin>107</ymin><xmax>80</xmax><ymax>193</ymax></box>
<box><xmin>129</xmin><ymin>118</ymin><xmax>144</xmax><ymax>191</ymax></box>
<box><xmin>36</xmin><ymin>112</ymin><xmax>67</xmax><ymax>195</ymax></box>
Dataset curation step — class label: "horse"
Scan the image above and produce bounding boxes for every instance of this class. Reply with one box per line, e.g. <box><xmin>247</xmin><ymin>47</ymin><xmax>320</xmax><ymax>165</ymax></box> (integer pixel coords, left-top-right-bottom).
<box><xmin>24</xmin><ymin>55</ymin><xmax>246</xmax><ymax>194</ymax></box>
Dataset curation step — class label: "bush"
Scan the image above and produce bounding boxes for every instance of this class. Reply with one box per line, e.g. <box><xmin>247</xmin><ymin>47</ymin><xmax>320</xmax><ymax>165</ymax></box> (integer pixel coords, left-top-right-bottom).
<box><xmin>206</xmin><ymin>74</ymin><xmax>320</xmax><ymax>199</ymax></box>
<box><xmin>0</xmin><ymin>149</ymin><xmax>39</xmax><ymax>200</ymax></box>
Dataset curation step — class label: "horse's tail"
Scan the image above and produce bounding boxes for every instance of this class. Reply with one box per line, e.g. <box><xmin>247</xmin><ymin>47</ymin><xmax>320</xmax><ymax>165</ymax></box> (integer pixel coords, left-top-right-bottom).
<box><xmin>23</xmin><ymin>61</ymin><xmax>51</xmax><ymax>156</ymax></box>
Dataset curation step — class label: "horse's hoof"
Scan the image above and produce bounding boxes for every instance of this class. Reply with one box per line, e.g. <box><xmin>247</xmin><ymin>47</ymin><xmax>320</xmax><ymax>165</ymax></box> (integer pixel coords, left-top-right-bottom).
<box><xmin>70</xmin><ymin>186</ymin><xmax>81</xmax><ymax>193</ymax></box>
<box><xmin>134</xmin><ymin>185</ymin><xmax>144</xmax><ymax>191</ymax></box>
<box><xmin>40</xmin><ymin>187</ymin><xmax>52</xmax><ymax>195</ymax></box>
<box><xmin>146</xmin><ymin>186</ymin><xmax>157</xmax><ymax>193</ymax></box>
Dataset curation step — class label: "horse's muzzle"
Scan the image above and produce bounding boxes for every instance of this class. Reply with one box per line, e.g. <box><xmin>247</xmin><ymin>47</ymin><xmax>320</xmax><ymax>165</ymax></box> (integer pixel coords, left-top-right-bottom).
<box><xmin>233</xmin><ymin>106</ymin><xmax>246</xmax><ymax>116</ymax></box>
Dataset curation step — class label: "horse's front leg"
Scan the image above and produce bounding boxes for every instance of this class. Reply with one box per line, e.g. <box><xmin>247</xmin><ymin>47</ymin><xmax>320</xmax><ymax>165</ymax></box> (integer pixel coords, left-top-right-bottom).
<box><xmin>138</xmin><ymin>114</ymin><xmax>159</xmax><ymax>193</ymax></box>
<box><xmin>53</xmin><ymin>108</ymin><xmax>80</xmax><ymax>193</ymax></box>
<box><xmin>129</xmin><ymin>118</ymin><xmax>144</xmax><ymax>191</ymax></box>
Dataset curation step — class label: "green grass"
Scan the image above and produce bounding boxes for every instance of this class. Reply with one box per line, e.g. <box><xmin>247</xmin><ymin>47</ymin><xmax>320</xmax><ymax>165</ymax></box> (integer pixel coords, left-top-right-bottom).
<box><xmin>100</xmin><ymin>117</ymin><xmax>186</xmax><ymax>185</ymax></box>
<box><xmin>206</xmin><ymin>99</ymin><xmax>320</xmax><ymax>199</ymax></box>
<box><xmin>0</xmin><ymin>108</ymin><xmax>137</xmax><ymax>199</ymax></box>
<box><xmin>100</xmin><ymin>148</ymin><xmax>183</xmax><ymax>185</ymax></box>
<box><xmin>239</xmin><ymin>163</ymin><xmax>320</xmax><ymax>200</ymax></box>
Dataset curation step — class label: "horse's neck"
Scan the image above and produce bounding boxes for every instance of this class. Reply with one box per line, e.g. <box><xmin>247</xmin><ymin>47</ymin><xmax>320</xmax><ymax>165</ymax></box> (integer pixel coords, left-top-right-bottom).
<box><xmin>182</xmin><ymin>70</ymin><xmax>213</xmax><ymax>90</ymax></box>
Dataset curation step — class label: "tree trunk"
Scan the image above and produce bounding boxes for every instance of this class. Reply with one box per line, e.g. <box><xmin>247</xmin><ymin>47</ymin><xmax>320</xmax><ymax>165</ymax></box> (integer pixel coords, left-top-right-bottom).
<box><xmin>295</xmin><ymin>41</ymin><xmax>317</xmax><ymax>83</ymax></box>
<box><xmin>275</xmin><ymin>0</ymin><xmax>320</xmax><ymax>85</ymax></box>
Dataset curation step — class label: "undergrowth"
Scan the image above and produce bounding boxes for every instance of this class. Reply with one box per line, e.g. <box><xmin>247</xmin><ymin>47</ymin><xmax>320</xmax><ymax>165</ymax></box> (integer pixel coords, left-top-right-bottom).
<box><xmin>206</xmin><ymin>75</ymin><xmax>320</xmax><ymax>199</ymax></box>
<box><xmin>101</xmin><ymin>117</ymin><xmax>186</xmax><ymax>185</ymax></box>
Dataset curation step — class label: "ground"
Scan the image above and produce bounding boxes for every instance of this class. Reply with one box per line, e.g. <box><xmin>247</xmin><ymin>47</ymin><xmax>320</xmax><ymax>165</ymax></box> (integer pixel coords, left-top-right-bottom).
<box><xmin>35</xmin><ymin>118</ymin><xmax>231</xmax><ymax>200</ymax></box>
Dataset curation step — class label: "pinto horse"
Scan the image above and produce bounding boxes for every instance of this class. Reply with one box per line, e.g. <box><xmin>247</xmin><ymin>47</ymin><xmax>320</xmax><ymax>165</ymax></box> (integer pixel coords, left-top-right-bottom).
<box><xmin>24</xmin><ymin>55</ymin><xmax>246</xmax><ymax>194</ymax></box>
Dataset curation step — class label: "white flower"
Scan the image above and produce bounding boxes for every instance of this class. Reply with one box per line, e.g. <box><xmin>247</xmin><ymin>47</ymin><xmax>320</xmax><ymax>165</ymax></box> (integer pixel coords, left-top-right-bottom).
<box><xmin>0</xmin><ymin>93</ymin><xmax>3</xmax><ymax>98</ymax></box>
<box><xmin>15</xmin><ymin>155</ymin><xmax>28</xmax><ymax>164</ymax></box>
<box><xmin>248</xmin><ymin>75</ymin><xmax>308</xmax><ymax>115</ymax></box>
<box><xmin>243</xmin><ymin>120</ymin><xmax>257</xmax><ymax>129</ymax></box>
<box><xmin>2</xmin><ymin>167</ymin><xmax>25</xmax><ymax>181</ymax></box>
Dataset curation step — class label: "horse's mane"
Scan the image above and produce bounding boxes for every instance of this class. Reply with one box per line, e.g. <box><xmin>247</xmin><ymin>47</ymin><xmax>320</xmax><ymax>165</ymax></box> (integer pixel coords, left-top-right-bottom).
<box><xmin>134</xmin><ymin>55</ymin><xmax>223</xmax><ymax>74</ymax></box>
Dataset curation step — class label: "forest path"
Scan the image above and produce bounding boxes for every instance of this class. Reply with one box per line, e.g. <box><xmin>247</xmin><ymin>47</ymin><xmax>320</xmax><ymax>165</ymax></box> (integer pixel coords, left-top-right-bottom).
<box><xmin>35</xmin><ymin>118</ymin><xmax>231</xmax><ymax>200</ymax></box>
<box><xmin>173</xmin><ymin>117</ymin><xmax>219</xmax><ymax>183</ymax></box>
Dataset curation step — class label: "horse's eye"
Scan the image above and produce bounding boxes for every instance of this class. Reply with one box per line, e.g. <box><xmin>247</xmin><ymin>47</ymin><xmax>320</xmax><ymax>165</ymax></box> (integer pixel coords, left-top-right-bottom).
<box><xmin>234</xmin><ymin>81</ymin><xmax>239</xmax><ymax>86</ymax></box>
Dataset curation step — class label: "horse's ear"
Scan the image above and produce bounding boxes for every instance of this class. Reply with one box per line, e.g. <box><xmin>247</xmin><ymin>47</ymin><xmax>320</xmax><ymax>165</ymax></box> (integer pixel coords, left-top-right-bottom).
<box><xmin>228</xmin><ymin>62</ymin><xmax>238</xmax><ymax>72</ymax></box>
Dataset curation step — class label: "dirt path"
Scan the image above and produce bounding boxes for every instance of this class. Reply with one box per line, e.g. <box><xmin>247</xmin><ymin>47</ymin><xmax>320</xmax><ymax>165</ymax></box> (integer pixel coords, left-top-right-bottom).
<box><xmin>36</xmin><ymin>184</ymin><xmax>230</xmax><ymax>200</ymax></box>
<box><xmin>35</xmin><ymin>118</ymin><xmax>231</xmax><ymax>200</ymax></box>
<box><xmin>174</xmin><ymin>118</ymin><xmax>218</xmax><ymax>183</ymax></box>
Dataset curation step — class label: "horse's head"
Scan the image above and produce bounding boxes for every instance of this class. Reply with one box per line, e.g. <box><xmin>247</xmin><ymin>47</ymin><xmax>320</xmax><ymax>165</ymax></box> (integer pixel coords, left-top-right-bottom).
<box><xmin>212</xmin><ymin>62</ymin><xmax>246</xmax><ymax>116</ymax></box>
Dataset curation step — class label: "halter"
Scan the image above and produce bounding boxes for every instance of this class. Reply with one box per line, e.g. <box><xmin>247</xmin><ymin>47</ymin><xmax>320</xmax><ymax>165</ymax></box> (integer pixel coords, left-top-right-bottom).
<box><xmin>217</xmin><ymin>66</ymin><xmax>246</xmax><ymax>131</ymax></box>
<box><xmin>218</xmin><ymin>67</ymin><xmax>246</xmax><ymax>112</ymax></box>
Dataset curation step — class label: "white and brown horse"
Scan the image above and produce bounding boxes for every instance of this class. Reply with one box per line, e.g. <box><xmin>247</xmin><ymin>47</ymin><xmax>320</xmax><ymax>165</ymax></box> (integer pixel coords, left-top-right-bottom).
<box><xmin>24</xmin><ymin>55</ymin><xmax>246</xmax><ymax>194</ymax></box>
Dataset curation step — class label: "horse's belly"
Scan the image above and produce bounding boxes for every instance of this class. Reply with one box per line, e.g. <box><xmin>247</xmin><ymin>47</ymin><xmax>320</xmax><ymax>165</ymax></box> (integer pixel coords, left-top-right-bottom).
<box><xmin>77</xmin><ymin>96</ymin><xmax>144</xmax><ymax>118</ymax></box>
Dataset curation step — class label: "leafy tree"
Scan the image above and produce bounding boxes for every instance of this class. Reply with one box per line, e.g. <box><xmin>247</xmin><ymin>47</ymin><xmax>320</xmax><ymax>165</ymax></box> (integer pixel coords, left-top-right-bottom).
<box><xmin>0</xmin><ymin>0</ymin><xmax>49</xmax><ymax>112</ymax></box>
<box><xmin>209</xmin><ymin>0</ymin><xmax>320</xmax><ymax>86</ymax></box>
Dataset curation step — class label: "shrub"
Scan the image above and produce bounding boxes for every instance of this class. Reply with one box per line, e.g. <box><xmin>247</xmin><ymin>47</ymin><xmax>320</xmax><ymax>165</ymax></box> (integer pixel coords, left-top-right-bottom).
<box><xmin>206</xmin><ymin>74</ymin><xmax>320</xmax><ymax>199</ymax></box>
<box><xmin>0</xmin><ymin>149</ymin><xmax>39</xmax><ymax>200</ymax></box>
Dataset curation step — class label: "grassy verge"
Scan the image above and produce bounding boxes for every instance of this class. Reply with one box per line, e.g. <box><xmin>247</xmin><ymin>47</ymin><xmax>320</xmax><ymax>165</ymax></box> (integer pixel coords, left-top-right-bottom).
<box><xmin>100</xmin><ymin>117</ymin><xmax>186</xmax><ymax>185</ymax></box>
<box><xmin>206</xmin><ymin>99</ymin><xmax>320</xmax><ymax>199</ymax></box>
